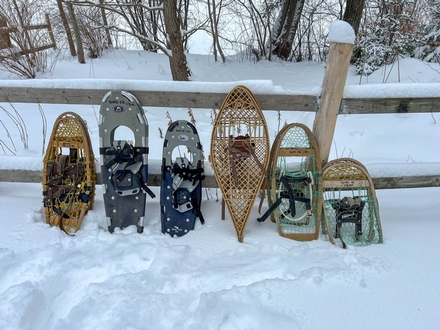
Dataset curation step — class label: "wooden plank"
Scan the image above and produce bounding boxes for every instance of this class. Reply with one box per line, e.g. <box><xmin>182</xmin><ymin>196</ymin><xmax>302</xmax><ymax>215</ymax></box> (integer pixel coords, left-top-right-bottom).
<box><xmin>0</xmin><ymin>169</ymin><xmax>438</xmax><ymax>189</ymax></box>
<box><xmin>372</xmin><ymin>175</ymin><xmax>440</xmax><ymax>189</ymax></box>
<box><xmin>0</xmin><ymin>27</ymin><xmax>18</xmax><ymax>35</ymax></box>
<box><xmin>0</xmin><ymin>86</ymin><xmax>437</xmax><ymax>114</ymax></box>
<box><xmin>0</xmin><ymin>44</ymin><xmax>56</xmax><ymax>61</ymax></box>
<box><xmin>343</xmin><ymin>98</ymin><xmax>440</xmax><ymax>114</ymax></box>
<box><xmin>323</xmin><ymin>180</ymin><xmax>370</xmax><ymax>189</ymax></box>
<box><xmin>0</xmin><ymin>87</ymin><xmax>317</xmax><ymax>111</ymax></box>
<box><xmin>24</xmin><ymin>24</ymin><xmax>50</xmax><ymax>31</ymax></box>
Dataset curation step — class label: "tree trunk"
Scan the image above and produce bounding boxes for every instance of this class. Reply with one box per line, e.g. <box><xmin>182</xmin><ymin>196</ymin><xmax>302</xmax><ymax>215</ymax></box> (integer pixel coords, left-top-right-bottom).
<box><xmin>56</xmin><ymin>0</ymin><xmax>76</xmax><ymax>56</ymax></box>
<box><xmin>99</xmin><ymin>0</ymin><xmax>112</xmax><ymax>47</ymax></box>
<box><xmin>271</xmin><ymin>0</ymin><xmax>304</xmax><ymax>60</ymax></box>
<box><xmin>66</xmin><ymin>3</ymin><xmax>85</xmax><ymax>63</ymax></box>
<box><xmin>207</xmin><ymin>0</ymin><xmax>226</xmax><ymax>63</ymax></box>
<box><xmin>163</xmin><ymin>0</ymin><xmax>190</xmax><ymax>81</ymax></box>
<box><xmin>343</xmin><ymin>0</ymin><xmax>366</xmax><ymax>36</ymax></box>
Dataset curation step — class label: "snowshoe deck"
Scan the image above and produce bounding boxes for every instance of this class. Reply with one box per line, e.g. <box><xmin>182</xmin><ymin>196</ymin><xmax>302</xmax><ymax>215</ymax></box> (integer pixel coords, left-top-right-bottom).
<box><xmin>160</xmin><ymin>120</ymin><xmax>205</xmax><ymax>237</ymax></box>
<box><xmin>258</xmin><ymin>123</ymin><xmax>323</xmax><ymax>241</ymax></box>
<box><xmin>99</xmin><ymin>90</ymin><xmax>155</xmax><ymax>233</ymax></box>
<box><xmin>322</xmin><ymin>158</ymin><xmax>383</xmax><ymax>248</ymax></box>
<box><xmin>42</xmin><ymin>112</ymin><xmax>96</xmax><ymax>234</ymax></box>
<box><xmin>210</xmin><ymin>85</ymin><xmax>270</xmax><ymax>242</ymax></box>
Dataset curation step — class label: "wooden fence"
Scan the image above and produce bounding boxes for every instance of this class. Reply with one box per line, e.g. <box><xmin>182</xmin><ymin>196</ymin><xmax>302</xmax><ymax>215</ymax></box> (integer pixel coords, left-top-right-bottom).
<box><xmin>0</xmin><ymin>40</ymin><xmax>438</xmax><ymax>190</ymax></box>
<box><xmin>0</xmin><ymin>13</ymin><xmax>56</xmax><ymax>60</ymax></box>
<box><xmin>0</xmin><ymin>86</ymin><xmax>437</xmax><ymax>114</ymax></box>
<box><xmin>0</xmin><ymin>84</ymin><xmax>438</xmax><ymax>189</ymax></box>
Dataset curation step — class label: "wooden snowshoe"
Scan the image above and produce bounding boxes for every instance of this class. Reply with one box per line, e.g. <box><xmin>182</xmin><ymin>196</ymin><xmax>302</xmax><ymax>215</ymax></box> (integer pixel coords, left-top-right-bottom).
<box><xmin>160</xmin><ymin>120</ymin><xmax>205</xmax><ymax>237</ymax></box>
<box><xmin>258</xmin><ymin>123</ymin><xmax>323</xmax><ymax>241</ymax></box>
<box><xmin>210</xmin><ymin>85</ymin><xmax>270</xmax><ymax>242</ymax></box>
<box><xmin>42</xmin><ymin>112</ymin><xmax>96</xmax><ymax>234</ymax></box>
<box><xmin>99</xmin><ymin>90</ymin><xmax>155</xmax><ymax>233</ymax></box>
<box><xmin>322</xmin><ymin>158</ymin><xmax>383</xmax><ymax>248</ymax></box>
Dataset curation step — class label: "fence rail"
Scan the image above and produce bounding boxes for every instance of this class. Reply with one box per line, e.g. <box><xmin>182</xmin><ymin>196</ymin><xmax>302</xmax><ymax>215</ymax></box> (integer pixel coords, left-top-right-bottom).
<box><xmin>1</xmin><ymin>170</ymin><xmax>439</xmax><ymax>190</ymax></box>
<box><xmin>0</xmin><ymin>77</ymin><xmax>438</xmax><ymax>189</ymax></box>
<box><xmin>0</xmin><ymin>86</ymin><xmax>438</xmax><ymax>114</ymax></box>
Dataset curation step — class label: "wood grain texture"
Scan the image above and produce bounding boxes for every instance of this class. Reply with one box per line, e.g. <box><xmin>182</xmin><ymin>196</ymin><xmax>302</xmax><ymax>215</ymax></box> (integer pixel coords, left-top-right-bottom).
<box><xmin>1</xmin><ymin>170</ymin><xmax>438</xmax><ymax>189</ymax></box>
<box><xmin>0</xmin><ymin>87</ymin><xmax>437</xmax><ymax>113</ymax></box>
<box><xmin>312</xmin><ymin>42</ymin><xmax>354</xmax><ymax>167</ymax></box>
<box><xmin>0</xmin><ymin>87</ymin><xmax>316</xmax><ymax>111</ymax></box>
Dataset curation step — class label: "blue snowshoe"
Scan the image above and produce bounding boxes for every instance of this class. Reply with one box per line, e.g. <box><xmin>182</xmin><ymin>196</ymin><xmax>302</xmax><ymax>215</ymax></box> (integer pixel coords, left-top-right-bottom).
<box><xmin>160</xmin><ymin>120</ymin><xmax>205</xmax><ymax>237</ymax></box>
<box><xmin>99</xmin><ymin>90</ymin><xmax>155</xmax><ymax>233</ymax></box>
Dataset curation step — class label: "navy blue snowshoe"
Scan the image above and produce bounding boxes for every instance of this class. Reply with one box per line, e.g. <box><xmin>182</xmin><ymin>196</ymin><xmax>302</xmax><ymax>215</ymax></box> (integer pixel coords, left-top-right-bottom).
<box><xmin>160</xmin><ymin>120</ymin><xmax>205</xmax><ymax>237</ymax></box>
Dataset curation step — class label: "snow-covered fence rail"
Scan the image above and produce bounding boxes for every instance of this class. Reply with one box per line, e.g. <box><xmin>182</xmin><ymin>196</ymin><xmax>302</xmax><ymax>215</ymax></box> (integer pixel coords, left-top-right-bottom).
<box><xmin>0</xmin><ymin>82</ymin><xmax>438</xmax><ymax>189</ymax></box>
<box><xmin>0</xmin><ymin>86</ymin><xmax>438</xmax><ymax>114</ymax></box>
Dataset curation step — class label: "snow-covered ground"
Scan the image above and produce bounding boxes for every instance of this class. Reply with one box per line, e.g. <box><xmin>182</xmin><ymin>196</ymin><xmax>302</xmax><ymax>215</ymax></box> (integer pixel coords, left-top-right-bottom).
<box><xmin>0</xmin><ymin>43</ymin><xmax>439</xmax><ymax>329</ymax></box>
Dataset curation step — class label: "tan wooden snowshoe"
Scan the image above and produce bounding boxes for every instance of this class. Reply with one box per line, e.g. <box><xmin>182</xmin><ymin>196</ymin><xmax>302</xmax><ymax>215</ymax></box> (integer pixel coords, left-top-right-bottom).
<box><xmin>210</xmin><ymin>86</ymin><xmax>270</xmax><ymax>242</ymax></box>
<box><xmin>322</xmin><ymin>158</ymin><xmax>383</xmax><ymax>247</ymax></box>
<box><xmin>42</xmin><ymin>112</ymin><xmax>96</xmax><ymax>234</ymax></box>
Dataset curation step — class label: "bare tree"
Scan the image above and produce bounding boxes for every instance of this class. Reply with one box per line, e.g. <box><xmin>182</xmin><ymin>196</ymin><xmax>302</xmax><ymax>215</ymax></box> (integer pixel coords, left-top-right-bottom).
<box><xmin>66</xmin><ymin>2</ymin><xmax>85</xmax><ymax>63</ymax></box>
<box><xmin>163</xmin><ymin>0</ymin><xmax>191</xmax><ymax>80</ymax></box>
<box><xmin>207</xmin><ymin>0</ymin><xmax>226</xmax><ymax>62</ymax></box>
<box><xmin>66</xmin><ymin>0</ymin><xmax>191</xmax><ymax>80</ymax></box>
<box><xmin>270</xmin><ymin>0</ymin><xmax>305</xmax><ymax>60</ymax></box>
<box><xmin>56</xmin><ymin>0</ymin><xmax>76</xmax><ymax>56</ymax></box>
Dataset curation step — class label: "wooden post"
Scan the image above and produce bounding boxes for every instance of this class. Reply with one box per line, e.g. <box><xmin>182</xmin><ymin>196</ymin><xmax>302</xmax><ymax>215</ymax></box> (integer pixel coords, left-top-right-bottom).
<box><xmin>312</xmin><ymin>41</ymin><xmax>353</xmax><ymax>168</ymax></box>
<box><xmin>45</xmin><ymin>14</ymin><xmax>57</xmax><ymax>49</ymax></box>
<box><xmin>0</xmin><ymin>15</ymin><xmax>12</xmax><ymax>50</ymax></box>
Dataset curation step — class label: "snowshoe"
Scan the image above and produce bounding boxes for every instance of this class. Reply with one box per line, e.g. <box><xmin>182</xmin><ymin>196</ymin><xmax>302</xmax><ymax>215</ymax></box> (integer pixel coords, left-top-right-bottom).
<box><xmin>322</xmin><ymin>158</ymin><xmax>383</xmax><ymax>248</ymax></box>
<box><xmin>160</xmin><ymin>120</ymin><xmax>205</xmax><ymax>237</ymax></box>
<box><xmin>42</xmin><ymin>112</ymin><xmax>96</xmax><ymax>234</ymax></box>
<box><xmin>257</xmin><ymin>123</ymin><xmax>323</xmax><ymax>241</ymax></box>
<box><xmin>99</xmin><ymin>90</ymin><xmax>155</xmax><ymax>233</ymax></box>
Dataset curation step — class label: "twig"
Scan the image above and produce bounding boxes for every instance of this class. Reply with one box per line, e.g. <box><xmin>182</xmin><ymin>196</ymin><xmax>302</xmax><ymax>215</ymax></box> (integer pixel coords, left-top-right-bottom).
<box><xmin>187</xmin><ymin>108</ymin><xmax>196</xmax><ymax>125</ymax></box>
<box><xmin>0</xmin><ymin>120</ymin><xmax>17</xmax><ymax>152</ymax></box>
<box><xmin>0</xmin><ymin>140</ymin><xmax>16</xmax><ymax>155</ymax></box>
<box><xmin>37</xmin><ymin>104</ymin><xmax>47</xmax><ymax>155</ymax></box>
<box><xmin>333</xmin><ymin>139</ymin><xmax>338</xmax><ymax>158</ymax></box>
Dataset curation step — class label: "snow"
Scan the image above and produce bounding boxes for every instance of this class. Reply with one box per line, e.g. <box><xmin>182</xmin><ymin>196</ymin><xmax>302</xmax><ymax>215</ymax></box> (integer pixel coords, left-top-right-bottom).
<box><xmin>328</xmin><ymin>20</ymin><xmax>355</xmax><ymax>44</ymax></box>
<box><xmin>0</xmin><ymin>44</ymin><xmax>440</xmax><ymax>330</ymax></box>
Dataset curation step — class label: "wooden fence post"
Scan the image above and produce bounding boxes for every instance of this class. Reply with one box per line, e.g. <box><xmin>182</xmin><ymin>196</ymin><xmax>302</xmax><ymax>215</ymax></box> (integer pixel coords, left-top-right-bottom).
<box><xmin>45</xmin><ymin>14</ymin><xmax>57</xmax><ymax>49</ymax></box>
<box><xmin>312</xmin><ymin>23</ymin><xmax>354</xmax><ymax>168</ymax></box>
<box><xmin>0</xmin><ymin>15</ymin><xmax>12</xmax><ymax>50</ymax></box>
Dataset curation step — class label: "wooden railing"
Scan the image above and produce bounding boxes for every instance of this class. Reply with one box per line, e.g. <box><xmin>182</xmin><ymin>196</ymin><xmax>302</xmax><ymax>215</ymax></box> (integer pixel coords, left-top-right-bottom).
<box><xmin>0</xmin><ymin>38</ymin><xmax>439</xmax><ymax>189</ymax></box>
<box><xmin>0</xmin><ymin>13</ymin><xmax>56</xmax><ymax>60</ymax></box>
<box><xmin>0</xmin><ymin>85</ymin><xmax>438</xmax><ymax>114</ymax></box>
<box><xmin>0</xmin><ymin>83</ymin><xmax>438</xmax><ymax>189</ymax></box>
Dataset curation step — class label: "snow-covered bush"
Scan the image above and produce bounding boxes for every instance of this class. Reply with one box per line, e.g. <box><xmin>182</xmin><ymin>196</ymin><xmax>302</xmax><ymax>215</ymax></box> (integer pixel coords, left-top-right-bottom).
<box><xmin>353</xmin><ymin>0</ymin><xmax>420</xmax><ymax>75</ymax></box>
<box><xmin>414</xmin><ymin>0</ymin><xmax>440</xmax><ymax>63</ymax></box>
